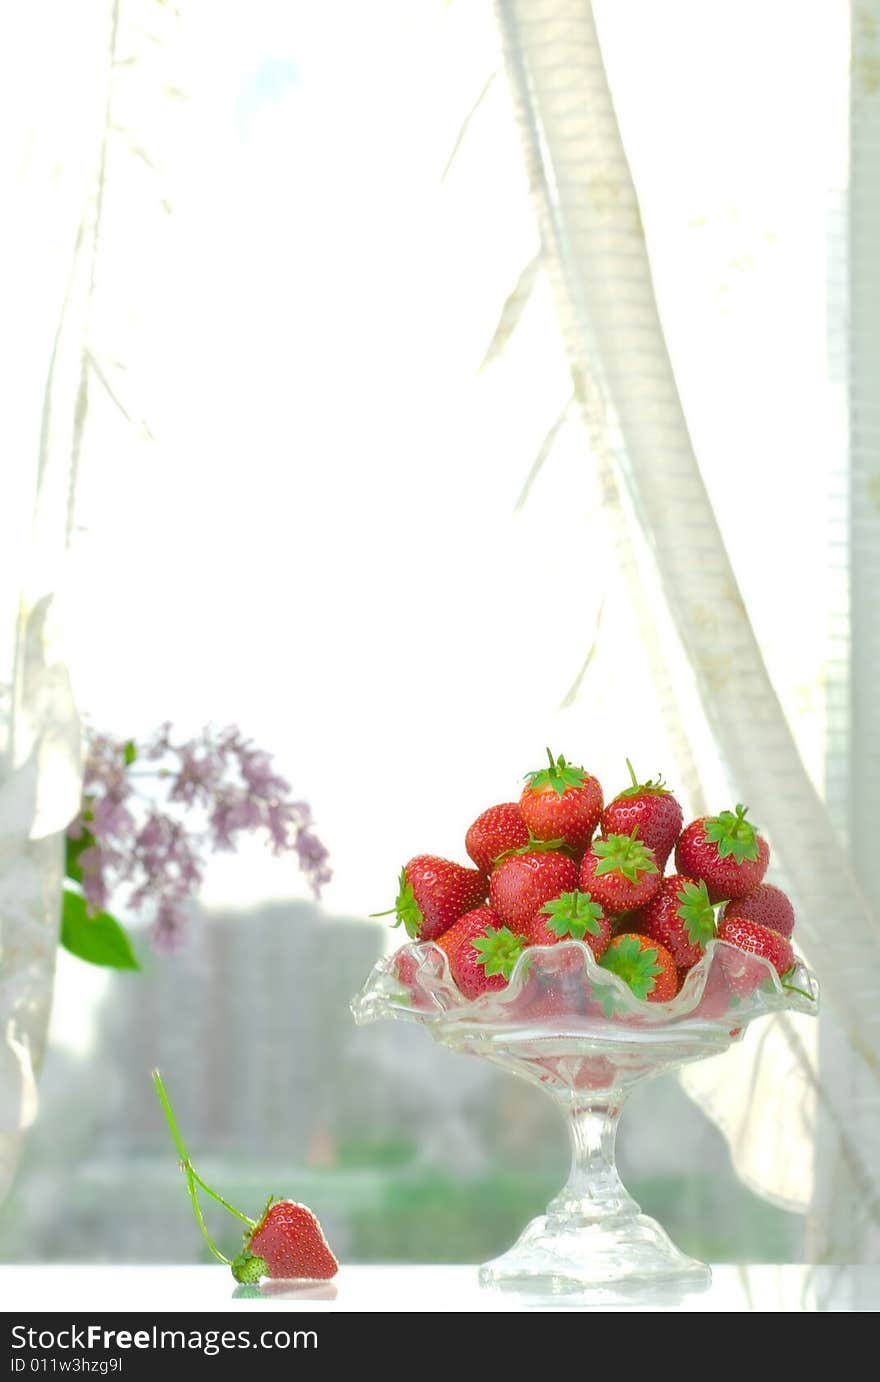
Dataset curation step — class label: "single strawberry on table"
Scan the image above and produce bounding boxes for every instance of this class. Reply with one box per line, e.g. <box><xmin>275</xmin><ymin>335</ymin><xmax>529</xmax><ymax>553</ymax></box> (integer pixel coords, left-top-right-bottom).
<box><xmin>528</xmin><ymin>890</ymin><xmax>611</xmax><ymax>960</ymax></box>
<box><xmin>601</xmin><ymin>761</ymin><xmax>683</xmax><ymax>870</ymax></box>
<box><xmin>519</xmin><ymin>749</ymin><xmax>603</xmax><ymax>854</ymax></box>
<box><xmin>674</xmin><ymin>804</ymin><xmax>769</xmax><ymax>903</ymax></box>
<box><xmin>153</xmin><ymin>1071</ymin><xmax>338</xmax><ymax>1283</ymax></box>
<box><xmin>465</xmin><ymin>802</ymin><xmax>529</xmax><ymax>874</ymax></box>
<box><xmin>374</xmin><ymin>855</ymin><xmax>487</xmax><ymax>943</ymax></box>
<box><xmin>579</xmin><ymin>830</ymin><xmax>661</xmax><ymax>914</ymax></box>
<box><xmin>489</xmin><ymin>846</ymin><xmax>578</xmax><ymax>933</ymax></box>
<box><xmin>633</xmin><ymin>874</ymin><xmax>716</xmax><ymax>971</ymax></box>
<box><xmin>438</xmin><ymin>906</ymin><xmax>526</xmax><ymax>1000</ymax></box>
<box><xmin>717</xmin><ymin>915</ymin><xmax>794</xmax><ymax>997</ymax></box>
<box><xmin>599</xmin><ymin>932</ymin><xmax>679</xmax><ymax>1003</ymax></box>
<box><xmin>721</xmin><ymin>883</ymin><xmax>794</xmax><ymax>938</ymax></box>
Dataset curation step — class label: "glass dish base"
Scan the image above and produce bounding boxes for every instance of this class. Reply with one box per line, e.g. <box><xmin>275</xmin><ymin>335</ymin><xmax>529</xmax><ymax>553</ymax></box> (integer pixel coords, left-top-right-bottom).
<box><xmin>480</xmin><ymin>1210</ymin><xmax>710</xmax><ymax>1299</ymax></box>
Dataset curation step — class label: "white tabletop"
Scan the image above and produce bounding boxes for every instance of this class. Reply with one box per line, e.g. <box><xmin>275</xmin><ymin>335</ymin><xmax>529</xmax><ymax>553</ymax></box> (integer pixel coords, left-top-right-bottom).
<box><xmin>0</xmin><ymin>1265</ymin><xmax>875</xmax><ymax>1312</ymax></box>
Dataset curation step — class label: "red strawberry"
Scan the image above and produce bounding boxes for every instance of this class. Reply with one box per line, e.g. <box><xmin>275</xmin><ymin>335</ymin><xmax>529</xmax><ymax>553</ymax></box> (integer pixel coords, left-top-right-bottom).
<box><xmin>528</xmin><ymin>890</ymin><xmax>611</xmax><ymax>960</ymax></box>
<box><xmin>375</xmin><ymin>856</ymin><xmax>487</xmax><ymax>943</ymax></box>
<box><xmin>465</xmin><ymin>802</ymin><xmax>529</xmax><ymax>873</ymax></box>
<box><xmin>579</xmin><ymin>831</ymin><xmax>661</xmax><ymax>914</ymax></box>
<box><xmin>674</xmin><ymin>805</ymin><xmax>769</xmax><ymax>903</ymax></box>
<box><xmin>519</xmin><ymin>749</ymin><xmax>603</xmax><ymax>854</ymax></box>
<box><xmin>152</xmin><ymin>1071</ymin><xmax>338</xmax><ymax>1285</ymax></box>
<box><xmin>601</xmin><ymin>761</ymin><xmax>683</xmax><ymax>869</ymax></box>
<box><xmin>237</xmin><ymin>1200</ymin><xmax>338</xmax><ymax>1282</ymax></box>
<box><xmin>599</xmin><ymin>932</ymin><xmax>679</xmax><ymax>1002</ymax></box>
<box><xmin>721</xmin><ymin>884</ymin><xmax>794</xmax><ymax>938</ymax></box>
<box><xmin>489</xmin><ymin>848</ymin><xmax>578</xmax><ymax>932</ymax></box>
<box><xmin>717</xmin><ymin>915</ymin><xmax>793</xmax><ymax>996</ymax></box>
<box><xmin>634</xmin><ymin>874</ymin><xmax>716</xmax><ymax>971</ymax></box>
<box><xmin>438</xmin><ymin>907</ymin><xmax>526</xmax><ymax>999</ymax></box>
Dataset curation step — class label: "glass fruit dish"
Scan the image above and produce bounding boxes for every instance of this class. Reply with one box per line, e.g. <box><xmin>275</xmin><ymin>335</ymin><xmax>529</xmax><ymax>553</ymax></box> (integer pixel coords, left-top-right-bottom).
<box><xmin>351</xmin><ymin>937</ymin><xmax>818</xmax><ymax>1301</ymax></box>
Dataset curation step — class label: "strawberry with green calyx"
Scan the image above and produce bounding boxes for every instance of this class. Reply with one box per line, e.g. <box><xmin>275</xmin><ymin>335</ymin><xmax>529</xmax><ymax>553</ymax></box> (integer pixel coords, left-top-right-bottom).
<box><xmin>465</xmin><ymin>802</ymin><xmax>530</xmax><ymax>874</ymax></box>
<box><xmin>489</xmin><ymin>847</ymin><xmax>578</xmax><ymax>933</ymax></box>
<box><xmin>152</xmin><ymin>1071</ymin><xmax>338</xmax><ymax>1283</ymax></box>
<box><xmin>579</xmin><ymin>830</ymin><xmax>661</xmax><ymax>914</ymax></box>
<box><xmin>634</xmin><ymin>874</ymin><xmax>716</xmax><ymax>971</ymax></box>
<box><xmin>599</xmin><ymin>932</ymin><xmax>679</xmax><ymax>1003</ymax></box>
<box><xmin>600</xmin><ymin>760</ymin><xmax>683</xmax><ymax>870</ymax></box>
<box><xmin>717</xmin><ymin>915</ymin><xmax>794</xmax><ymax>997</ymax></box>
<box><xmin>529</xmin><ymin>890</ymin><xmax>611</xmax><ymax>959</ymax></box>
<box><xmin>438</xmin><ymin>907</ymin><xmax>526</xmax><ymax>999</ymax></box>
<box><xmin>674</xmin><ymin>805</ymin><xmax>769</xmax><ymax>903</ymax></box>
<box><xmin>721</xmin><ymin>883</ymin><xmax>794</xmax><ymax>938</ymax></box>
<box><xmin>519</xmin><ymin>749</ymin><xmax>603</xmax><ymax>854</ymax></box>
<box><xmin>372</xmin><ymin>856</ymin><xmax>487</xmax><ymax>943</ymax></box>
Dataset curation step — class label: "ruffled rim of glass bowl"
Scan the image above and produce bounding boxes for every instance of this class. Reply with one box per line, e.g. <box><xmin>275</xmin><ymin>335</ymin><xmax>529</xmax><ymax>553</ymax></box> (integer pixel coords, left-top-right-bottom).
<box><xmin>351</xmin><ymin>935</ymin><xmax>819</xmax><ymax>1035</ymax></box>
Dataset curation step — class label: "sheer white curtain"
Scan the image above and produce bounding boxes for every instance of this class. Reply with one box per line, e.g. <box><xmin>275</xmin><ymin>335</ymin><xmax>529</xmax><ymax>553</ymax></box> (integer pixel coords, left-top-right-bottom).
<box><xmin>492</xmin><ymin>0</ymin><xmax>880</xmax><ymax>1259</ymax></box>
<box><xmin>0</xmin><ymin>2</ymin><xmax>89</xmax><ymax>1196</ymax></box>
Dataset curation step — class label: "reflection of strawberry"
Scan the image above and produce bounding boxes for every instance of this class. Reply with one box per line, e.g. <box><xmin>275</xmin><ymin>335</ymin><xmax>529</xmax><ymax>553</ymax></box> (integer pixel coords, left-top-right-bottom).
<box><xmin>675</xmin><ymin>805</ymin><xmax>769</xmax><ymax>903</ymax></box>
<box><xmin>599</xmin><ymin>932</ymin><xmax>678</xmax><ymax>1002</ymax></box>
<box><xmin>635</xmin><ymin>875</ymin><xmax>715</xmax><ymax>971</ymax></box>
<box><xmin>465</xmin><ymin>803</ymin><xmax>529</xmax><ymax>873</ymax></box>
<box><xmin>721</xmin><ymin>884</ymin><xmax>794</xmax><ymax>938</ymax></box>
<box><xmin>579</xmin><ymin>832</ymin><xmax>661</xmax><ymax>914</ymax></box>
<box><xmin>153</xmin><ymin>1072</ymin><xmax>338</xmax><ymax>1284</ymax></box>
<box><xmin>528</xmin><ymin>890</ymin><xmax>611</xmax><ymax>959</ymax></box>
<box><xmin>376</xmin><ymin>856</ymin><xmax>487</xmax><ymax>942</ymax></box>
<box><xmin>489</xmin><ymin>848</ymin><xmax>578</xmax><ymax>932</ymax></box>
<box><xmin>717</xmin><ymin>916</ymin><xmax>793</xmax><ymax>996</ymax></box>
<box><xmin>601</xmin><ymin>762</ymin><xmax>683</xmax><ymax>870</ymax></box>
<box><xmin>519</xmin><ymin>749</ymin><xmax>603</xmax><ymax>854</ymax></box>
<box><xmin>439</xmin><ymin>907</ymin><xmax>525</xmax><ymax>999</ymax></box>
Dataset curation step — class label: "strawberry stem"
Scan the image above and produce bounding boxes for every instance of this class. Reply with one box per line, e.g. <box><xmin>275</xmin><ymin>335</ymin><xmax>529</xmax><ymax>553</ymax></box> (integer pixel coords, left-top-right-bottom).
<box><xmin>626</xmin><ymin>758</ymin><xmax>638</xmax><ymax>790</ymax></box>
<box><xmin>152</xmin><ymin>1069</ymin><xmax>257</xmax><ymax>1264</ymax></box>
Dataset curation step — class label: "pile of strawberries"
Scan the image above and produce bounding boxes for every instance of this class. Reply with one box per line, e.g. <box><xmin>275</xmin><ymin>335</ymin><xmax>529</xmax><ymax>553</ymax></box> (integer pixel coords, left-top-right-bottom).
<box><xmin>381</xmin><ymin>751</ymin><xmax>801</xmax><ymax>1016</ymax></box>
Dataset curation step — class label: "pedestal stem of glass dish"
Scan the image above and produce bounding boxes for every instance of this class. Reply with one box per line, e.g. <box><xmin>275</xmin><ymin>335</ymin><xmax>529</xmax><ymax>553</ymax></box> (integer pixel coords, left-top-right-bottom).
<box><xmin>546</xmin><ymin>1093</ymin><xmax>639</xmax><ymax>1225</ymax></box>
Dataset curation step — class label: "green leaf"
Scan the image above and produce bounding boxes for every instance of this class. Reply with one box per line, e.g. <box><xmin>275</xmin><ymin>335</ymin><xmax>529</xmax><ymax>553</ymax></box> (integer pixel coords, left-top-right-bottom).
<box><xmin>615</xmin><ymin>758</ymin><xmax>669</xmax><ymax>799</ymax></box>
<box><xmin>591</xmin><ymin>831</ymin><xmax>659</xmax><ymax>883</ymax></box>
<box><xmin>600</xmin><ymin>935</ymin><xmax>662</xmax><ymax>1000</ymax></box>
<box><xmin>472</xmin><ymin>925</ymin><xmax>526</xmax><ymax>979</ymax></box>
<box><xmin>60</xmin><ymin>890</ymin><xmax>140</xmax><ymax>970</ymax></box>
<box><xmin>703</xmin><ymin>804</ymin><xmax>759</xmax><ymax>864</ymax></box>
<box><xmin>541</xmin><ymin>890</ymin><xmax>604</xmax><ymax>939</ymax></box>
<box><xmin>524</xmin><ymin>748</ymin><xmax>589</xmax><ymax>799</ymax></box>
<box><xmin>380</xmin><ymin>869</ymin><xmax>423</xmax><ymax>939</ymax></box>
<box><xmin>675</xmin><ymin>879</ymin><xmax>717</xmax><ymax>948</ymax></box>
<box><xmin>65</xmin><ymin>830</ymin><xmax>95</xmax><ymax>884</ymax></box>
<box><xmin>123</xmin><ymin>739</ymin><xmax>138</xmax><ymax>766</ymax></box>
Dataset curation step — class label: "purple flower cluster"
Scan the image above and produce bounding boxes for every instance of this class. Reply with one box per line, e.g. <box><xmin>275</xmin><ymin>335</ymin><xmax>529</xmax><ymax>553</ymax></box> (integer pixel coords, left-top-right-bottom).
<box><xmin>68</xmin><ymin>724</ymin><xmax>331</xmax><ymax>953</ymax></box>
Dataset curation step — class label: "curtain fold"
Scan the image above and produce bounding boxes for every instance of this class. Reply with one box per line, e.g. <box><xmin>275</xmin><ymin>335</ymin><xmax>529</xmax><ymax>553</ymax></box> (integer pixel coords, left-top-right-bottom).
<box><xmin>0</xmin><ymin>0</ymin><xmax>95</xmax><ymax>1198</ymax></box>
<box><xmin>495</xmin><ymin>0</ymin><xmax>880</xmax><ymax>1255</ymax></box>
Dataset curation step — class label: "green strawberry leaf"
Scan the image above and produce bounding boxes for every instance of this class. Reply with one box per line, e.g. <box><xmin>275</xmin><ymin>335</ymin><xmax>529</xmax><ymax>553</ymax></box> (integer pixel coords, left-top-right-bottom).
<box><xmin>675</xmin><ymin>879</ymin><xmax>716</xmax><ymax>949</ymax></box>
<box><xmin>525</xmin><ymin>748</ymin><xmax>589</xmax><ymax>799</ymax></box>
<box><xmin>540</xmin><ymin>890</ymin><xmax>604</xmax><ymax>940</ymax></box>
<box><xmin>703</xmin><ymin>804</ymin><xmax>759</xmax><ymax>864</ymax></box>
<box><xmin>599</xmin><ymin>935</ymin><xmax>662</xmax><ymax>1000</ymax></box>
<box><xmin>371</xmin><ymin>869</ymin><xmax>424</xmax><ymax>938</ymax></box>
<box><xmin>615</xmin><ymin>758</ymin><xmax>670</xmax><ymax>799</ymax></box>
<box><xmin>60</xmin><ymin>890</ymin><xmax>140</xmax><ymax>970</ymax></box>
<box><xmin>472</xmin><ymin>925</ymin><xmax>526</xmax><ymax>980</ymax></box>
<box><xmin>591</xmin><ymin>830</ymin><xmax>659</xmax><ymax>884</ymax></box>
<box><xmin>492</xmin><ymin>833</ymin><xmax>570</xmax><ymax>864</ymax></box>
<box><xmin>393</xmin><ymin>870</ymin><xmax>424</xmax><ymax>939</ymax></box>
